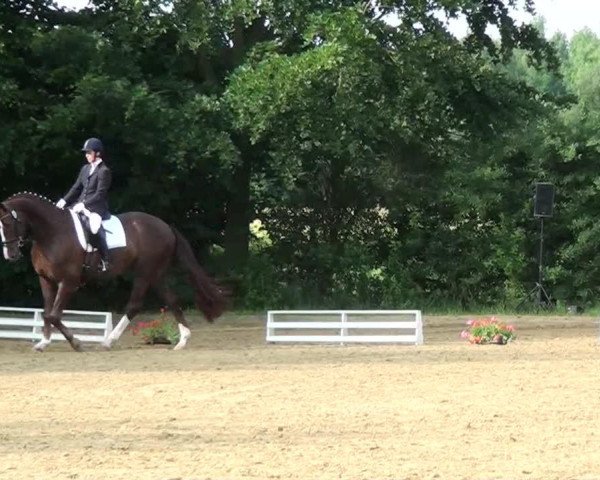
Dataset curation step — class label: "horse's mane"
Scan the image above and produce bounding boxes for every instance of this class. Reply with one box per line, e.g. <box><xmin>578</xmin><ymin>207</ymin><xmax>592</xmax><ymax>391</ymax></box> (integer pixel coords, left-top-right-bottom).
<box><xmin>7</xmin><ymin>192</ymin><xmax>57</xmax><ymax>206</ymax></box>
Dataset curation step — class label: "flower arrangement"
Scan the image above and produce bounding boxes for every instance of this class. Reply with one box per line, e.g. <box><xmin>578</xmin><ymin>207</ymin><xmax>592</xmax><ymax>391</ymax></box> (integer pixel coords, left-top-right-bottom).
<box><xmin>460</xmin><ymin>317</ymin><xmax>516</xmax><ymax>345</ymax></box>
<box><xmin>132</xmin><ymin>308</ymin><xmax>179</xmax><ymax>345</ymax></box>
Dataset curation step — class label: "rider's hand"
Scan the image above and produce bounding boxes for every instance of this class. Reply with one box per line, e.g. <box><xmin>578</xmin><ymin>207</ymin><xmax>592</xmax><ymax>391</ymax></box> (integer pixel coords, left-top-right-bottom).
<box><xmin>56</xmin><ymin>198</ymin><xmax>66</xmax><ymax>209</ymax></box>
<box><xmin>72</xmin><ymin>202</ymin><xmax>85</xmax><ymax>213</ymax></box>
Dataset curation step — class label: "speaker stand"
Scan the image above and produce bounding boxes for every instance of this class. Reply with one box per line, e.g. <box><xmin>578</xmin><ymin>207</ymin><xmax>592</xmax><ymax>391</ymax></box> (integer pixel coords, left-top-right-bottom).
<box><xmin>517</xmin><ymin>217</ymin><xmax>554</xmax><ymax>310</ymax></box>
<box><xmin>519</xmin><ymin>282</ymin><xmax>553</xmax><ymax>311</ymax></box>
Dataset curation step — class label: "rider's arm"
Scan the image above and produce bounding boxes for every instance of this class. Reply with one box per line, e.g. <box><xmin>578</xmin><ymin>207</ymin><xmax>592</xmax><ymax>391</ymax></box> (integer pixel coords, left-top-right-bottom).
<box><xmin>62</xmin><ymin>168</ymin><xmax>85</xmax><ymax>205</ymax></box>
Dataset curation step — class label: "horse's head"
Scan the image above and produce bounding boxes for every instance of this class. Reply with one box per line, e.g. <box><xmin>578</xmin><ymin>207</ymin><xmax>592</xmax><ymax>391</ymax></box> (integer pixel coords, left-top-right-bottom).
<box><xmin>0</xmin><ymin>203</ymin><xmax>26</xmax><ymax>261</ymax></box>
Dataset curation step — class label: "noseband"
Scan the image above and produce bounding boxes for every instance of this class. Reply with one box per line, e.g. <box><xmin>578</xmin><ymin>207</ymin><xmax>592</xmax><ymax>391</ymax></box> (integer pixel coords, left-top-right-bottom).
<box><xmin>0</xmin><ymin>208</ymin><xmax>27</xmax><ymax>248</ymax></box>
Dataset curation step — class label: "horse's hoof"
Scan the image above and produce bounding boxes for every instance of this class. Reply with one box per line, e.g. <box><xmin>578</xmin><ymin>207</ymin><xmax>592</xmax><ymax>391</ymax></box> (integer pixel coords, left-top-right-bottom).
<box><xmin>172</xmin><ymin>342</ymin><xmax>186</xmax><ymax>351</ymax></box>
<box><xmin>32</xmin><ymin>340</ymin><xmax>50</xmax><ymax>352</ymax></box>
<box><xmin>71</xmin><ymin>339</ymin><xmax>84</xmax><ymax>352</ymax></box>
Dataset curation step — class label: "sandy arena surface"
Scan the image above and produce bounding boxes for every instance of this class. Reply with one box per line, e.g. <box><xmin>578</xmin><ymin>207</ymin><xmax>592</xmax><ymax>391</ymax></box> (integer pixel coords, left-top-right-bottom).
<box><xmin>1</xmin><ymin>313</ymin><xmax>600</xmax><ymax>480</ymax></box>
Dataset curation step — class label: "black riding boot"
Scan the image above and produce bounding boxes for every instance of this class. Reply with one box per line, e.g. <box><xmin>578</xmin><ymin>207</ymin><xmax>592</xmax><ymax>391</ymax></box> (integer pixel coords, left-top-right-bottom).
<box><xmin>96</xmin><ymin>227</ymin><xmax>110</xmax><ymax>272</ymax></box>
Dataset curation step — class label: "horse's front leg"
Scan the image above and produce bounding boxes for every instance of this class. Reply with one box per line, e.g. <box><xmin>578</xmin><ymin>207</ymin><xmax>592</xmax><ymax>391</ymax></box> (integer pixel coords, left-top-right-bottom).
<box><xmin>44</xmin><ymin>280</ymin><xmax>82</xmax><ymax>352</ymax></box>
<box><xmin>33</xmin><ymin>276</ymin><xmax>57</xmax><ymax>352</ymax></box>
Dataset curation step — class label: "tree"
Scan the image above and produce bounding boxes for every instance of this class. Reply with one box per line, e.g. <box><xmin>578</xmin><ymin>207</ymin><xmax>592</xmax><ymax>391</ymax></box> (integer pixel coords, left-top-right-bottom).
<box><xmin>225</xmin><ymin>3</ymin><xmax>556</xmax><ymax>306</ymax></box>
<box><xmin>0</xmin><ymin>0</ymin><xmax>559</xmax><ymax>308</ymax></box>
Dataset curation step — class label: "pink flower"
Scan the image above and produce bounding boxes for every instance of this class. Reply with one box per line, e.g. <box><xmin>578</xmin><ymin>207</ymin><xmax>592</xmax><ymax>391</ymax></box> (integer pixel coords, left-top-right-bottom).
<box><xmin>461</xmin><ymin>317</ymin><xmax>516</xmax><ymax>344</ymax></box>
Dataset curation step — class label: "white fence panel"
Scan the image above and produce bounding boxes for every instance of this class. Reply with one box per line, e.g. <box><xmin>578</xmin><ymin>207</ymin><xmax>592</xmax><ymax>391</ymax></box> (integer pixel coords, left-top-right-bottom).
<box><xmin>0</xmin><ymin>306</ymin><xmax>112</xmax><ymax>343</ymax></box>
<box><xmin>266</xmin><ymin>310</ymin><xmax>423</xmax><ymax>345</ymax></box>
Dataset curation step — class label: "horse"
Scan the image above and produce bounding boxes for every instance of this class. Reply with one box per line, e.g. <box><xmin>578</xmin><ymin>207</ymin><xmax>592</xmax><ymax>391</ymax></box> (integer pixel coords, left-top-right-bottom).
<box><xmin>0</xmin><ymin>192</ymin><xmax>227</xmax><ymax>352</ymax></box>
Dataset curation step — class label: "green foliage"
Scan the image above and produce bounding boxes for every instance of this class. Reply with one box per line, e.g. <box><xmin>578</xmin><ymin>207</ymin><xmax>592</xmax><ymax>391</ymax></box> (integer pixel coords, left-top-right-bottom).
<box><xmin>4</xmin><ymin>0</ymin><xmax>597</xmax><ymax>313</ymax></box>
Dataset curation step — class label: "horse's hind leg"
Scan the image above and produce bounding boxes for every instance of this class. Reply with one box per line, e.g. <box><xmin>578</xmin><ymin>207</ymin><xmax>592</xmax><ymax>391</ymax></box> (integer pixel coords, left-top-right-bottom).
<box><xmin>103</xmin><ymin>277</ymin><xmax>151</xmax><ymax>349</ymax></box>
<box><xmin>154</xmin><ymin>282</ymin><xmax>191</xmax><ymax>350</ymax></box>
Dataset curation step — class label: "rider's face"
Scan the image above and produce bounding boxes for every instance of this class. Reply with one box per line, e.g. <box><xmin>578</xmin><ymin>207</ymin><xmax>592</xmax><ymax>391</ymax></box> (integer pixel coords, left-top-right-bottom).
<box><xmin>85</xmin><ymin>151</ymin><xmax>96</xmax><ymax>163</ymax></box>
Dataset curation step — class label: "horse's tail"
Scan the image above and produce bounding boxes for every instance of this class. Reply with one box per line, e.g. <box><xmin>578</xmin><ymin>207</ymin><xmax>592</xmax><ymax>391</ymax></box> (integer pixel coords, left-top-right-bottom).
<box><xmin>171</xmin><ymin>226</ymin><xmax>228</xmax><ymax>322</ymax></box>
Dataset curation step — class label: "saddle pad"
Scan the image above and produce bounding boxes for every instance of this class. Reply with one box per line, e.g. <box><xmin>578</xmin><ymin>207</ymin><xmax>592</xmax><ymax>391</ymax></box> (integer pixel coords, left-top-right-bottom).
<box><xmin>69</xmin><ymin>210</ymin><xmax>127</xmax><ymax>251</ymax></box>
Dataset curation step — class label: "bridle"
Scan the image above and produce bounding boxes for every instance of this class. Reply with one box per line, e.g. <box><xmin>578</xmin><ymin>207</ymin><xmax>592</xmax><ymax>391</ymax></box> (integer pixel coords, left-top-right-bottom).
<box><xmin>0</xmin><ymin>206</ymin><xmax>27</xmax><ymax>248</ymax></box>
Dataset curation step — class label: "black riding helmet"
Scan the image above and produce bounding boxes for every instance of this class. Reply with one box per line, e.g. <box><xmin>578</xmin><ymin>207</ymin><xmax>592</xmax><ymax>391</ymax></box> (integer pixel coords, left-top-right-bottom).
<box><xmin>81</xmin><ymin>137</ymin><xmax>104</xmax><ymax>153</ymax></box>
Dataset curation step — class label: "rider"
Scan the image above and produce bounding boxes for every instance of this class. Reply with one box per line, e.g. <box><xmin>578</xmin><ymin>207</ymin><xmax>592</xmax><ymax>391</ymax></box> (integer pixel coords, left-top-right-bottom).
<box><xmin>56</xmin><ymin>137</ymin><xmax>112</xmax><ymax>272</ymax></box>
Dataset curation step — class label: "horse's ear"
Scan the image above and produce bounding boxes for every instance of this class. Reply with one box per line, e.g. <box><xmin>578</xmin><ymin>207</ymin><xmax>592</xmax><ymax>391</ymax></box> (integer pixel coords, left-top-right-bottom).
<box><xmin>10</xmin><ymin>210</ymin><xmax>17</xmax><ymax>220</ymax></box>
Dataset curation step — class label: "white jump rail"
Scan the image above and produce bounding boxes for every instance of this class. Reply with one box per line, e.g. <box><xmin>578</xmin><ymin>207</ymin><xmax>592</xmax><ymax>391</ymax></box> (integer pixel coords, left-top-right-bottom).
<box><xmin>266</xmin><ymin>310</ymin><xmax>423</xmax><ymax>345</ymax></box>
<box><xmin>0</xmin><ymin>306</ymin><xmax>113</xmax><ymax>343</ymax></box>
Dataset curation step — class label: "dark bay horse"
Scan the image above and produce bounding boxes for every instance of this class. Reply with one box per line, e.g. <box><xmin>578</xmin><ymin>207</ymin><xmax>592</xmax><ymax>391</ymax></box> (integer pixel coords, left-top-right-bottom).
<box><xmin>0</xmin><ymin>192</ymin><xmax>227</xmax><ymax>351</ymax></box>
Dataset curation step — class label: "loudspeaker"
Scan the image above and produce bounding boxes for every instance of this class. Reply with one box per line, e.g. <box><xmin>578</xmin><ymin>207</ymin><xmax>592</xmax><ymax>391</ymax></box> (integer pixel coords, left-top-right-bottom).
<box><xmin>534</xmin><ymin>182</ymin><xmax>555</xmax><ymax>218</ymax></box>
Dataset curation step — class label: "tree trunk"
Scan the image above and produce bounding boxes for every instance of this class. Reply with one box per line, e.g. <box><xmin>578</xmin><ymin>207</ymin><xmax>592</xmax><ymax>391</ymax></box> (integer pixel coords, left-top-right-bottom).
<box><xmin>223</xmin><ymin>152</ymin><xmax>251</xmax><ymax>274</ymax></box>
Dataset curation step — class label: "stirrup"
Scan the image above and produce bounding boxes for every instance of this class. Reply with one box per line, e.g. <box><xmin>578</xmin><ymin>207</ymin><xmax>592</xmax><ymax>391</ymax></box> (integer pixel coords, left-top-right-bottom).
<box><xmin>99</xmin><ymin>259</ymin><xmax>110</xmax><ymax>272</ymax></box>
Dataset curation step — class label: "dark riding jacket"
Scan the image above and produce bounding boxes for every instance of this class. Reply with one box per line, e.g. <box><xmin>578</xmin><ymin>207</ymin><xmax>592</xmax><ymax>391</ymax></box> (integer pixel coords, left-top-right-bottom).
<box><xmin>63</xmin><ymin>161</ymin><xmax>112</xmax><ymax>220</ymax></box>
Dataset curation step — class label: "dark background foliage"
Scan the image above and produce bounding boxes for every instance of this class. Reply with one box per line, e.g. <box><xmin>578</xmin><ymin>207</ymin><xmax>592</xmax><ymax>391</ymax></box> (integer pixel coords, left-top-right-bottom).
<box><xmin>0</xmin><ymin>1</ymin><xmax>595</xmax><ymax>311</ymax></box>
